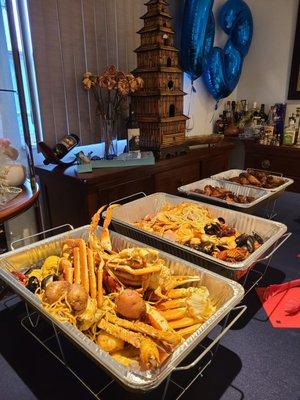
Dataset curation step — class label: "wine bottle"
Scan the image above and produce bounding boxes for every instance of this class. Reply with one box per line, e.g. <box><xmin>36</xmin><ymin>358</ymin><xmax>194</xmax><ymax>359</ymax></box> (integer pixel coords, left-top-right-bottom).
<box><xmin>39</xmin><ymin>133</ymin><xmax>79</xmax><ymax>165</ymax></box>
<box><xmin>126</xmin><ymin>103</ymin><xmax>140</xmax><ymax>152</ymax></box>
<box><xmin>258</xmin><ymin>104</ymin><xmax>268</xmax><ymax>123</ymax></box>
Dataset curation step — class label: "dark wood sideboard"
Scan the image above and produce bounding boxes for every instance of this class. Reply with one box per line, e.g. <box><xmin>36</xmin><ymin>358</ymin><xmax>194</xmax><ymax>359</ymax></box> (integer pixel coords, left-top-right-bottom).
<box><xmin>244</xmin><ymin>141</ymin><xmax>300</xmax><ymax>192</ymax></box>
<box><xmin>35</xmin><ymin>143</ymin><xmax>233</xmax><ymax>229</ymax></box>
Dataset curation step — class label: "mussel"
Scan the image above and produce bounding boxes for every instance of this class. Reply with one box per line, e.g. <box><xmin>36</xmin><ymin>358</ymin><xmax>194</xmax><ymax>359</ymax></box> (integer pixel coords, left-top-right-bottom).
<box><xmin>246</xmin><ymin>235</ymin><xmax>255</xmax><ymax>253</ymax></box>
<box><xmin>235</xmin><ymin>234</ymin><xmax>249</xmax><ymax>247</ymax></box>
<box><xmin>26</xmin><ymin>276</ymin><xmax>40</xmax><ymax>293</ymax></box>
<box><xmin>204</xmin><ymin>223</ymin><xmax>221</xmax><ymax>236</ymax></box>
<box><xmin>252</xmin><ymin>231</ymin><xmax>264</xmax><ymax>245</ymax></box>
<box><xmin>191</xmin><ymin>241</ymin><xmax>215</xmax><ymax>255</ymax></box>
<box><xmin>41</xmin><ymin>274</ymin><xmax>59</xmax><ymax>290</ymax></box>
<box><xmin>235</xmin><ymin>234</ymin><xmax>257</xmax><ymax>253</ymax></box>
<box><xmin>218</xmin><ymin>217</ymin><xmax>225</xmax><ymax>224</ymax></box>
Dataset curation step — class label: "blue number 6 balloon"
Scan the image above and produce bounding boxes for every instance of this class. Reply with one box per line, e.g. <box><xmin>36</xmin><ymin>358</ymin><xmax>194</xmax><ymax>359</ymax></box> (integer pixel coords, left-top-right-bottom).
<box><xmin>181</xmin><ymin>0</ymin><xmax>215</xmax><ymax>82</ymax></box>
<box><xmin>181</xmin><ymin>0</ymin><xmax>253</xmax><ymax>102</ymax></box>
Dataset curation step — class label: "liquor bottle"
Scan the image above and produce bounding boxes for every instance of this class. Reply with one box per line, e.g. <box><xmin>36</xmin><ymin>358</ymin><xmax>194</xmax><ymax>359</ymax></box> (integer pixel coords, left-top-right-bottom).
<box><xmin>231</xmin><ymin>101</ymin><xmax>237</xmax><ymax>123</ymax></box>
<box><xmin>283</xmin><ymin>115</ymin><xmax>296</xmax><ymax>145</ymax></box>
<box><xmin>39</xmin><ymin>133</ymin><xmax>79</xmax><ymax>165</ymax></box>
<box><xmin>126</xmin><ymin>103</ymin><xmax>140</xmax><ymax>152</ymax></box>
<box><xmin>258</xmin><ymin>104</ymin><xmax>268</xmax><ymax>123</ymax></box>
<box><xmin>295</xmin><ymin>107</ymin><xmax>300</xmax><ymax>145</ymax></box>
<box><xmin>214</xmin><ymin>114</ymin><xmax>225</xmax><ymax>134</ymax></box>
<box><xmin>251</xmin><ymin>101</ymin><xmax>259</xmax><ymax>117</ymax></box>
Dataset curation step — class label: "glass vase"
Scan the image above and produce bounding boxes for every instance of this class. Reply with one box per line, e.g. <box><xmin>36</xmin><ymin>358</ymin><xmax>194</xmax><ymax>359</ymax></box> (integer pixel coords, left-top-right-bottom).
<box><xmin>100</xmin><ymin>118</ymin><xmax>117</xmax><ymax>160</ymax></box>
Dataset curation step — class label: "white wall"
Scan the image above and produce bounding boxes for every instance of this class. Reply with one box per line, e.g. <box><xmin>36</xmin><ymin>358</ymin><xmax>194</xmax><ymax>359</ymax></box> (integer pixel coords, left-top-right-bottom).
<box><xmin>237</xmin><ymin>0</ymin><xmax>299</xmax><ymax>111</ymax></box>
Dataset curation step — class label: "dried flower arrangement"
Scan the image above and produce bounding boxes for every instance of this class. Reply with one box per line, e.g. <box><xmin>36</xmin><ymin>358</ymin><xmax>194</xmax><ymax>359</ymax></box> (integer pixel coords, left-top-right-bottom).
<box><xmin>82</xmin><ymin>66</ymin><xmax>143</xmax><ymax>158</ymax></box>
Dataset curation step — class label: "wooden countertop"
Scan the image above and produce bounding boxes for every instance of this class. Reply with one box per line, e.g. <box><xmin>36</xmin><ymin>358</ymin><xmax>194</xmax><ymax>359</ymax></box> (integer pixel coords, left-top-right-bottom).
<box><xmin>245</xmin><ymin>141</ymin><xmax>300</xmax><ymax>158</ymax></box>
<box><xmin>34</xmin><ymin>142</ymin><xmax>234</xmax><ymax>186</ymax></box>
<box><xmin>0</xmin><ymin>180</ymin><xmax>40</xmax><ymax>223</ymax></box>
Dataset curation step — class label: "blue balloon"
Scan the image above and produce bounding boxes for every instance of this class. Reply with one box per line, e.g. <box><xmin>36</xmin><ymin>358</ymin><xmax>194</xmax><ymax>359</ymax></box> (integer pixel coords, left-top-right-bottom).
<box><xmin>203</xmin><ymin>0</ymin><xmax>253</xmax><ymax>101</ymax></box>
<box><xmin>181</xmin><ymin>0</ymin><xmax>215</xmax><ymax>82</ymax></box>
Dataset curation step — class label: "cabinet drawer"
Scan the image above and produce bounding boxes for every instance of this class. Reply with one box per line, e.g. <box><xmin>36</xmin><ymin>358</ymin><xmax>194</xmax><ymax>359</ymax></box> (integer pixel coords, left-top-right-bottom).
<box><xmin>155</xmin><ymin>163</ymin><xmax>199</xmax><ymax>194</ymax></box>
<box><xmin>97</xmin><ymin>177</ymin><xmax>154</xmax><ymax>206</ymax></box>
<box><xmin>201</xmin><ymin>155</ymin><xmax>228</xmax><ymax>178</ymax></box>
<box><xmin>245</xmin><ymin>154</ymin><xmax>299</xmax><ymax>176</ymax></box>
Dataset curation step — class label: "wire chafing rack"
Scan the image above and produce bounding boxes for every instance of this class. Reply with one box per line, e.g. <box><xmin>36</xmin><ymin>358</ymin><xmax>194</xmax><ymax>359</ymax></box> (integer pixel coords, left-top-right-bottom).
<box><xmin>20</xmin><ymin>301</ymin><xmax>246</xmax><ymax>400</ymax></box>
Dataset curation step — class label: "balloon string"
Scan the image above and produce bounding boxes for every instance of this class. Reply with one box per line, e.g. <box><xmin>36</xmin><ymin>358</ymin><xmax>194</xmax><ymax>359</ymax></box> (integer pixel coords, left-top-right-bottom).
<box><xmin>187</xmin><ymin>81</ymin><xmax>194</xmax><ymax>117</ymax></box>
<box><xmin>209</xmin><ymin>100</ymin><xmax>219</xmax><ymax>124</ymax></box>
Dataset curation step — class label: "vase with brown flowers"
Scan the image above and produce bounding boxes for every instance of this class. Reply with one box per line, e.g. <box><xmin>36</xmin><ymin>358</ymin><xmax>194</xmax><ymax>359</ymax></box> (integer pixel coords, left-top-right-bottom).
<box><xmin>82</xmin><ymin>66</ymin><xmax>143</xmax><ymax>159</ymax></box>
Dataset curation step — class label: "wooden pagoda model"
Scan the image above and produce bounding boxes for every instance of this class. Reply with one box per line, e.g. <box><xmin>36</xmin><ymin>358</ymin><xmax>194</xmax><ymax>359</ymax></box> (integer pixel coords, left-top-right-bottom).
<box><xmin>132</xmin><ymin>0</ymin><xmax>188</xmax><ymax>154</ymax></box>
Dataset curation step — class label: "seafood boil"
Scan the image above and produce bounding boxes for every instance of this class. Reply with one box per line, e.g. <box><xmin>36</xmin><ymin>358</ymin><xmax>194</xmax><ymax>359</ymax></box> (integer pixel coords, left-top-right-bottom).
<box><xmin>12</xmin><ymin>205</ymin><xmax>216</xmax><ymax>372</ymax></box>
<box><xmin>134</xmin><ymin>202</ymin><xmax>264</xmax><ymax>263</ymax></box>
<box><xmin>227</xmin><ymin>169</ymin><xmax>285</xmax><ymax>189</ymax></box>
<box><xmin>192</xmin><ymin>184</ymin><xmax>256</xmax><ymax>204</ymax></box>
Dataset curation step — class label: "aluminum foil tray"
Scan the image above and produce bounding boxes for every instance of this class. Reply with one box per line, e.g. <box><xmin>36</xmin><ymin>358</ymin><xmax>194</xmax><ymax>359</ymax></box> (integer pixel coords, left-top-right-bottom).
<box><xmin>109</xmin><ymin>193</ymin><xmax>287</xmax><ymax>280</ymax></box>
<box><xmin>211</xmin><ymin>169</ymin><xmax>294</xmax><ymax>194</ymax></box>
<box><xmin>0</xmin><ymin>226</ymin><xmax>244</xmax><ymax>392</ymax></box>
<box><xmin>178</xmin><ymin>178</ymin><xmax>272</xmax><ymax>212</ymax></box>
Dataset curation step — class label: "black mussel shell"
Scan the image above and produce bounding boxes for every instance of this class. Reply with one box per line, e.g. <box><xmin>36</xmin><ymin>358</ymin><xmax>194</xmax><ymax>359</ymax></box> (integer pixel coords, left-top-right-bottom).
<box><xmin>235</xmin><ymin>234</ymin><xmax>249</xmax><ymax>247</ymax></box>
<box><xmin>252</xmin><ymin>231</ymin><xmax>264</xmax><ymax>244</ymax></box>
<box><xmin>26</xmin><ymin>276</ymin><xmax>40</xmax><ymax>293</ymax></box>
<box><xmin>218</xmin><ymin>217</ymin><xmax>225</xmax><ymax>224</ymax></box>
<box><xmin>198</xmin><ymin>241</ymin><xmax>215</xmax><ymax>255</ymax></box>
<box><xmin>41</xmin><ymin>274</ymin><xmax>59</xmax><ymax>290</ymax></box>
<box><xmin>204</xmin><ymin>223</ymin><xmax>221</xmax><ymax>235</ymax></box>
<box><xmin>246</xmin><ymin>236</ymin><xmax>256</xmax><ymax>253</ymax></box>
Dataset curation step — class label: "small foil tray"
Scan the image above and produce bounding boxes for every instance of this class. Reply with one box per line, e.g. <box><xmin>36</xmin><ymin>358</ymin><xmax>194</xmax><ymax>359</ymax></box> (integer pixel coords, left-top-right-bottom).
<box><xmin>211</xmin><ymin>169</ymin><xmax>294</xmax><ymax>194</ymax></box>
<box><xmin>178</xmin><ymin>178</ymin><xmax>272</xmax><ymax>212</ymax></box>
<box><xmin>0</xmin><ymin>226</ymin><xmax>244</xmax><ymax>392</ymax></box>
<box><xmin>109</xmin><ymin>192</ymin><xmax>287</xmax><ymax>280</ymax></box>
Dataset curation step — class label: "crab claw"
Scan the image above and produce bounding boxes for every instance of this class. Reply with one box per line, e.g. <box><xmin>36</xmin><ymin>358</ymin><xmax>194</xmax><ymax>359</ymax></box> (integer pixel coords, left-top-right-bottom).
<box><xmin>163</xmin><ymin>275</ymin><xmax>201</xmax><ymax>292</ymax></box>
<box><xmin>100</xmin><ymin>204</ymin><xmax>119</xmax><ymax>251</ymax></box>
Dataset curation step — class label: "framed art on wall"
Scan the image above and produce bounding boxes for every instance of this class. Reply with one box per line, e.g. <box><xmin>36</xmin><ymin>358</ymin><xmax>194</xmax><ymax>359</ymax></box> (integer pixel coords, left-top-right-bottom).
<box><xmin>288</xmin><ymin>3</ymin><xmax>300</xmax><ymax>100</ymax></box>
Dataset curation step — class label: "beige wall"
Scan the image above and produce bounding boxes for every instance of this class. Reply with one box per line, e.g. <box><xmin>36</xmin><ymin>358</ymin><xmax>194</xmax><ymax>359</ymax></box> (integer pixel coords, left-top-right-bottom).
<box><xmin>237</xmin><ymin>0</ymin><xmax>299</xmax><ymax>110</ymax></box>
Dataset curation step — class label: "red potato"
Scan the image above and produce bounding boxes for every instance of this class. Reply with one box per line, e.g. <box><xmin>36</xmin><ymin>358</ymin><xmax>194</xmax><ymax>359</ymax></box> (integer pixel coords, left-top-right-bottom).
<box><xmin>115</xmin><ymin>289</ymin><xmax>145</xmax><ymax>320</ymax></box>
<box><xmin>43</xmin><ymin>281</ymin><xmax>71</xmax><ymax>304</ymax></box>
<box><xmin>66</xmin><ymin>283</ymin><xmax>88</xmax><ymax>312</ymax></box>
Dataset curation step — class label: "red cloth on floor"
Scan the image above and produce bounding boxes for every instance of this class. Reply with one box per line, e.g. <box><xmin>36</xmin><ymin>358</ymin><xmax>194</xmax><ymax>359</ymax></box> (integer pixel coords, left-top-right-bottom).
<box><xmin>256</xmin><ymin>287</ymin><xmax>300</xmax><ymax>328</ymax></box>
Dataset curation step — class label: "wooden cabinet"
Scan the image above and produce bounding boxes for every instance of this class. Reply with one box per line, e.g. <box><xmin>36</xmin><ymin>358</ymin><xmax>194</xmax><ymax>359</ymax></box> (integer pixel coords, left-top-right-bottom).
<box><xmin>155</xmin><ymin>163</ymin><xmax>199</xmax><ymax>194</ymax></box>
<box><xmin>245</xmin><ymin>141</ymin><xmax>300</xmax><ymax>192</ymax></box>
<box><xmin>35</xmin><ymin>143</ymin><xmax>233</xmax><ymax>228</ymax></box>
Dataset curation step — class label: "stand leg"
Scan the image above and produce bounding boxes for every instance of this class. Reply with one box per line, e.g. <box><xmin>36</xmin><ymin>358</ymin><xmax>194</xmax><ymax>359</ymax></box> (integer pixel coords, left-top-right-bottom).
<box><xmin>162</xmin><ymin>373</ymin><xmax>172</xmax><ymax>400</ymax></box>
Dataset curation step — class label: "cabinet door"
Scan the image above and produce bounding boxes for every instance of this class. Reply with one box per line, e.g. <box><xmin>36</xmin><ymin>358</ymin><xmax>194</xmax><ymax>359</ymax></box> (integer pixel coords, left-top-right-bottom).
<box><xmin>201</xmin><ymin>155</ymin><xmax>228</xmax><ymax>178</ymax></box>
<box><xmin>155</xmin><ymin>163</ymin><xmax>199</xmax><ymax>194</ymax></box>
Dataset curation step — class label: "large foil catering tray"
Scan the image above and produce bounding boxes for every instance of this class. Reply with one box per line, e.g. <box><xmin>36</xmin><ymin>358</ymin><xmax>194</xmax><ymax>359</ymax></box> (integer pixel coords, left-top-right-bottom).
<box><xmin>211</xmin><ymin>169</ymin><xmax>294</xmax><ymax>194</ymax></box>
<box><xmin>0</xmin><ymin>225</ymin><xmax>244</xmax><ymax>392</ymax></box>
<box><xmin>109</xmin><ymin>193</ymin><xmax>288</xmax><ymax>280</ymax></box>
<box><xmin>178</xmin><ymin>178</ymin><xmax>272</xmax><ymax>212</ymax></box>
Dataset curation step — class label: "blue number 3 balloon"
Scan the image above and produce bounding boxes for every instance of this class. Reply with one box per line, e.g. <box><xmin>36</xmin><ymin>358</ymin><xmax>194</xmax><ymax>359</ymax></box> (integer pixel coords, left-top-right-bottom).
<box><xmin>181</xmin><ymin>0</ymin><xmax>253</xmax><ymax>102</ymax></box>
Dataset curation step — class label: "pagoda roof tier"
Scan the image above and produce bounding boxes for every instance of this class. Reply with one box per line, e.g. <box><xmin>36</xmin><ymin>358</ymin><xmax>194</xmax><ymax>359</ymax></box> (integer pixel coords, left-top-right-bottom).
<box><xmin>138</xmin><ymin>115</ymin><xmax>189</xmax><ymax>123</ymax></box>
<box><xmin>132</xmin><ymin>89</ymin><xmax>187</xmax><ymax>97</ymax></box>
<box><xmin>145</xmin><ymin>0</ymin><xmax>169</xmax><ymax>5</ymax></box>
<box><xmin>134</xmin><ymin>44</ymin><xmax>179</xmax><ymax>53</ymax></box>
<box><xmin>141</xmin><ymin>10</ymin><xmax>172</xmax><ymax>20</ymax></box>
<box><xmin>137</xmin><ymin>25</ymin><xmax>174</xmax><ymax>35</ymax></box>
<box><xmin>133</xmin><ymin>65</ymin><xmax>182</xmax><ymax>73</ymax></box>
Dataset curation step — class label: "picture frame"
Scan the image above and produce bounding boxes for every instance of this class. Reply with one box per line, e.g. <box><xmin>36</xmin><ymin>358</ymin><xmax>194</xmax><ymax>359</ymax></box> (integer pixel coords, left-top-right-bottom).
<box><xmin>288</xmin><ymin>3</ymin><xmax>300</xmax><ymax>100</ymax></box>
